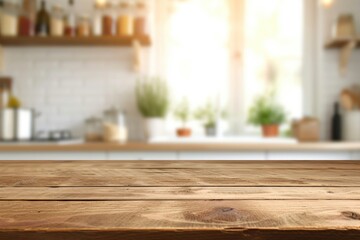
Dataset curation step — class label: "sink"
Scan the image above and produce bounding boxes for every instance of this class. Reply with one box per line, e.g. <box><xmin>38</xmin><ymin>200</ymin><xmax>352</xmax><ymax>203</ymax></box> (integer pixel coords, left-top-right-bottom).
<box><xmin>148</xmin><ymin>136</ymin><xmax>298</xmax><ymax>144</ymax></box>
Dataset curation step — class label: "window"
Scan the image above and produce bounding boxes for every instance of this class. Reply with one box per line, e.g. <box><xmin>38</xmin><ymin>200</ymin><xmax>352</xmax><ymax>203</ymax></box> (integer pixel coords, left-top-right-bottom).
<box><xmin>243</xmin><ymin>0</ymin><xmax>304</xmax><ymax>129</ymax></box>
<box><xmin>154</xmin><ymin>0</ymin><xmax>304</xmax><ymax>134</ymax></box>
<box><xmin>165</xmin><ymin>0</ymin><xmax>230</xmax><ymax>108</ymax></box>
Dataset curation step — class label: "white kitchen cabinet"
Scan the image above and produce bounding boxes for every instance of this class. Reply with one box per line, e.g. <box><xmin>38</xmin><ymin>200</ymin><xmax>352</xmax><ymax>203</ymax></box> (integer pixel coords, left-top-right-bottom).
<box><xmin>0</xmin><ymin>152</ymin><xmax>107</xmax><ymax>160</ymax></box>
<box><xmin>0</xmin><ymin>150</ymin><xmax>357</xmax><ymax>161</ymax></box>
<box><xmin>108</xmin><ymin>151</ymin><xmax>178</xmax><ymax>160</ymax></box>
<box><xmin>267</xmin><ymin>151</ymin><xmax>352</xmax><ymax>160</ymax></box>
<box><xmin>352</xmin><ymin>152</ymin><xmax>360</xmax><ymax>160</ymax></box>
<box><xmin>178</xmin><ymin>152</ymin><xmax>266</xmax><ymax>160</ymax></box>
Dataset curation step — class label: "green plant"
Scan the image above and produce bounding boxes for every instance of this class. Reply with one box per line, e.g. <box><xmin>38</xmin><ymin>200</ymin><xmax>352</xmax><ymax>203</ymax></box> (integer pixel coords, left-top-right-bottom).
<box><xmin>136</xmin><ymin>77</ymin><xmax>170</xmax><ymax>118</ymax></box>
<box><xmin>248</xmin><ymin>94</ymin><xmax>286</xmax><ymax>126</ymax></box>
<box><xmin>195</xmin><ymin>101</ymin><xmax>227</xmax><ymax>129</ymax></box>
<box><xmin>174</xmin><ymin>98</ymin><xmax>191</xmax><ymax>127</ymax></box>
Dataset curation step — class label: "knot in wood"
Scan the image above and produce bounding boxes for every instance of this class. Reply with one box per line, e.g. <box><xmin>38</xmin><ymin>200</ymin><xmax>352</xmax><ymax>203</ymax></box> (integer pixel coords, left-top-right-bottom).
<box><xmin>342</xmin><ymin>211</ymin><xmax>360</xmax><ymax>220</ymax></box>
<box><xmin>183</xmin><ymin>207</ymin><xmax>253</xmax><ymax>223</ymax></box>
<box><xmin>221</xmin><ymin>207</ymin><xmax>234</xmax><ymax>213</ymax></box>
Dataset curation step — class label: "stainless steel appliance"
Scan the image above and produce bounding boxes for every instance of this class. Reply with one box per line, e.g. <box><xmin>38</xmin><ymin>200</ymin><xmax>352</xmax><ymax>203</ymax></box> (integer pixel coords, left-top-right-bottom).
<box><xmin>0</xmin><ymin>108</ymin><xmax>38</xmax><ymax>141</ymax></box>
<box><xmin>35</xmin><ymin>130</ymin><xmax>73</xmax><ymax>142</ymax></box>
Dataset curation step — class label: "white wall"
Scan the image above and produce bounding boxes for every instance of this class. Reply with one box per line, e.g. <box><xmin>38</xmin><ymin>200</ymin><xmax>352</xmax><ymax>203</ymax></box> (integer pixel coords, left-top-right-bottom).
<box><xmin>4</xmin><ymin>47</ymin><xmax>145</xmax><ymax>139</ymax></box>
<box><xmin>316</xmin><ymin>0</ymin><xmax>360</xmax><ymax>139</ymax></box>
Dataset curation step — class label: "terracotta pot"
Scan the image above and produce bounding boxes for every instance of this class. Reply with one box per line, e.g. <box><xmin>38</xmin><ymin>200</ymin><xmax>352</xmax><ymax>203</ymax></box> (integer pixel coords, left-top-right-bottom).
<box><xmin>177</xmin><ymin>128</ymin><xmax>192</xmax><ymax>137</ymax></box>
<box><xmin>262</xmin><ymin>125</ymin><xmax>279</xmax><ymax>137</ymax></box>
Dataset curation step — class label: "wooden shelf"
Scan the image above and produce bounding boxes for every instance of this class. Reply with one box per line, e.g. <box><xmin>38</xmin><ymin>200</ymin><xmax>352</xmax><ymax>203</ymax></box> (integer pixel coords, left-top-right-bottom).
<box><xmin>325</xmin><ymin>38</ymin><xmax>360</xmax><ymax>49</ymax></box>
<box><xmin>0</xmin><ymin>35</ymin><xmax>151</xmax><ymax>47</ymax></box>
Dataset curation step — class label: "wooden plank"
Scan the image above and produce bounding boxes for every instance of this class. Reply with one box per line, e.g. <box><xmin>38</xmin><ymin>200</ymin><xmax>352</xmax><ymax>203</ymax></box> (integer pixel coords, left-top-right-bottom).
<box><xmin>325</xmin><ymin>38</ymin><xmax>360</xmax><ymax>49</ymax></box>
<box><xmin>1</xmin><ymin>229</ymin><xmax>360</xmax><ymax>240</ymax></box>
<box><xmin>0</xmin><ymin>168</ymin><xmax>359</xmax><ymax>187</ymax></box>
<box><xmin>0</xmin><ymin>36</ymin><xmax>151</xmax><ymax>47</ymax></box>
<box><xmin>0</xmin><ymin>200</ymin><xmax>359</xmax><ymax>230</ymax></box>
<box><xmin>2</xmin><ymin>166</ymin><xmax>360</xmax><ymax>177</ymax></box>
<box><xmin>1</xmin><ymin>187</ymin><xmax>360</xmax><ymax>200</ymax></box>
<box><xmin>0</xmin><ymin>160</ymin><xmax>359</xmax><ymax>170</ymax></box>
<box><xmin>325</xmin><ymin>38</ymin><xmax>351</xmax><ymax>48</ymax></box>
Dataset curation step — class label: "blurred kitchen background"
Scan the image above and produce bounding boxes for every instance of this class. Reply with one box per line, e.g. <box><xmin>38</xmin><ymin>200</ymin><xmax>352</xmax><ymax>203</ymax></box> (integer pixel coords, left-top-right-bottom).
<box><xmin>0</xmin><ymin>0</ymin><xmax>359</xmax><ymax>160</ymax></box>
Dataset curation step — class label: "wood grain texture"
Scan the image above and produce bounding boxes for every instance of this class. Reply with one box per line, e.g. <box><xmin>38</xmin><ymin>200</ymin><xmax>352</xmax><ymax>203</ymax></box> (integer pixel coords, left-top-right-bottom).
<box><xmin>1</xmin><ymin>160</ymin><xmax>359</xmax><ymax>169</ymax></box>
<box><xmin>0</xmin><ymin>141</ymin><xmax>359</xmax><ymax>152</ymax></box>
<box><xmin>1</xmin><ymin>187</ymin><xmax>360</xmax><ymax>200</ymax></box>
<box><xmin>0</xmin><ymin>161</ymin><xmax>359</xmax><ymax>240</ymax></box>
<box><xmin>1</xmin><ymin>200</ymin><xmax>360</xmax><ymax>230</ymax></box>
<box><xmin>1</xmin><ymin>167</ymin><xmax>360</xmax><ymax>187</ymax></box>
<box><xmin>1</xmin><ymin>230</ymin><xmax>359</xmax><ymax>240</ymax></box>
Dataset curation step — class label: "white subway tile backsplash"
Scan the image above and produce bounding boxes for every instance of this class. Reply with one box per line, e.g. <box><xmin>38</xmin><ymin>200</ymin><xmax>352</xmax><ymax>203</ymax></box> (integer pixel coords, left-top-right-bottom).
<box><xmin>3</xmin><ymin>47</ymin><xmax>140</xmax><ymax>139</ymax></box>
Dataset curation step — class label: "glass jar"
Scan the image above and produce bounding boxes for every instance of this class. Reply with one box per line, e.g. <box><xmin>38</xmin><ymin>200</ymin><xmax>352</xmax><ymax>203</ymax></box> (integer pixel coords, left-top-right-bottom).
<box><xmin>92</xmin><ymin>2</ymin><xmax>104</xmax><ymax>36</ymax></box>
<box><xmin>64</xmin><ymin>0</ymin><xmax>76</xmax><ymax>37</ymax></box>
<box><xmin>85</xmin><ymin>117</ymin><xmax>103</xmax><ymax>142</ymax></box>
<box><xmin>103</xmin><ymin>108</ymin><xmax>128</xmax><ymax>143</ymax></box>
<box><xmin>77</xmin><ymin>15</ymin><xmax>91</xmax><ymax>37</ymax></box>
<box><xmin>50</xmin><ymin>5</ymin><xmax>64</xmax><ymax>37</ymax></box>
<box><xmin>134</xmin><ymin>1</ymin><xmax>148</xmax><ymax>36</ymax></box>
<box><xmin>117</xmin><ymin>1</ymin><xmax>133</xmax><ymax>36</ymax></box>
<box><xmin>0</xmin><ymin>1</ymin><xmax>19</xmax><ymax>36</ymax></box>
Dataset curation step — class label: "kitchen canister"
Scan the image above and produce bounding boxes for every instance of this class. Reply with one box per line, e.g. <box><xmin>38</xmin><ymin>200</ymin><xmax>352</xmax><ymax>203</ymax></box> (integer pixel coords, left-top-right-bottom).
<box><xmin>0</xmin><ymin>1</ymin><xmax>19</xmax><ymax>36</ymax></box>
<box><xmin>0</xmin><ymin>108</ymin><xmax>38</xmax><ymax>141</ymax></box>
<box><xmin>50</xmin><ymin>5</ymin><xmax>64</xmax><ymax>37</ymax></box>
<box><xmin>343</xmin><ymin>111</ymin><xmax>360</xmax><ymax>141</ymax></box>
<box><xmin>103</xmin><ymin>108</ymin><xmax>128</xmax><ymax>143</ymax></box>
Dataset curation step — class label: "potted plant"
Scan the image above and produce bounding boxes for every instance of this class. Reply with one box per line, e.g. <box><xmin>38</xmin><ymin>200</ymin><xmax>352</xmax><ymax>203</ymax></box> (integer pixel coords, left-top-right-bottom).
<box><xmin>136</xmin><ymin>76</ymin><xmax>170</xmax><ymax>139</ymax></box>
<box><xmin>194</xmin><ymin>101</ymin><xmax>226</xmax><ymax>137</ymax></box>
<box><xmin>174</xmin><ymin>98</ymin><xmax>192</xmax><ymax>137</ymax></box>
<box><xmin>248</xmin><ymin>94</ymin><xmax>286</xmax><ymax>137</ymax></box>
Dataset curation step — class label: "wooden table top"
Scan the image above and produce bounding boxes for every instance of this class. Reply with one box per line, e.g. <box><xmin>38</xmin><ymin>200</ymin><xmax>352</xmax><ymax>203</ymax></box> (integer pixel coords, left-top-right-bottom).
<box><xmin>0</xmin><ymin>160</ymin><xmax>359</xmax><ymax>240</ymax></box>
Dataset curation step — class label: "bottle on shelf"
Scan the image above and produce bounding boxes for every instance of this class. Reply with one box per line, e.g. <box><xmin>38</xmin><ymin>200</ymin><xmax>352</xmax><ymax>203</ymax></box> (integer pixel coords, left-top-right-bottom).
<box><xmin>102</xmin><ymin>2</ymin><xmax>114</xmax><ymax>36</ymax></box>
<box><xmin>331</xmin><ymin>102</ymin><xmax>342</xmax><ymax>141</ymax></box>
<box><xmin>117</xmin><ymin>0</ymin><xmax>133</xmax><ymax>37</ymax></box>
<box><xmin>0</xmin><ymin>0</ymin><xmax>3</xmax><ymax>34</ymax></box>
<box><xmin>0</xmin><ymin>80</ymin><xmax>10</xmax><ymax>109</ymax></box>
<box><xmin>92</xmin><ymin>1</ymin><xmax>105</xmax><ymax>36</ymax></box>
<box><xmin>64</xmin><ymin>0</ymin><xmax>76</xmax><ymax>37</ymax></box>
<box><xmin>0</xmin><ymin>83</ymin><xmax>4</xmax><ymax>109</ymax></box>
<box><xmin>0</xmin><ymin>1</ymin><xmax>19</xmax><ymax>36</ymax></box>
<box><xmin>50</xmin><ymin>5</ymin><xmax>64</xmax><ymax>37</ymax></box>
<box><xmin>20</xmin><ymin>0</ymin><xmax>36</xmax><ymax>36</ymax></box>
<box><xmin>19</xmin><ymin>10</ymin><xmax>31</xmax><ymax>36</ymax></box>
<box><xmin>35</xmin><ymin>0</ymin><xmax>50</xmax><ymax>36</ymax></box>
<box><xmin>134</xmin><ymin>1</ymin><xmax>148</xmax><ymax>36</ymax></box>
